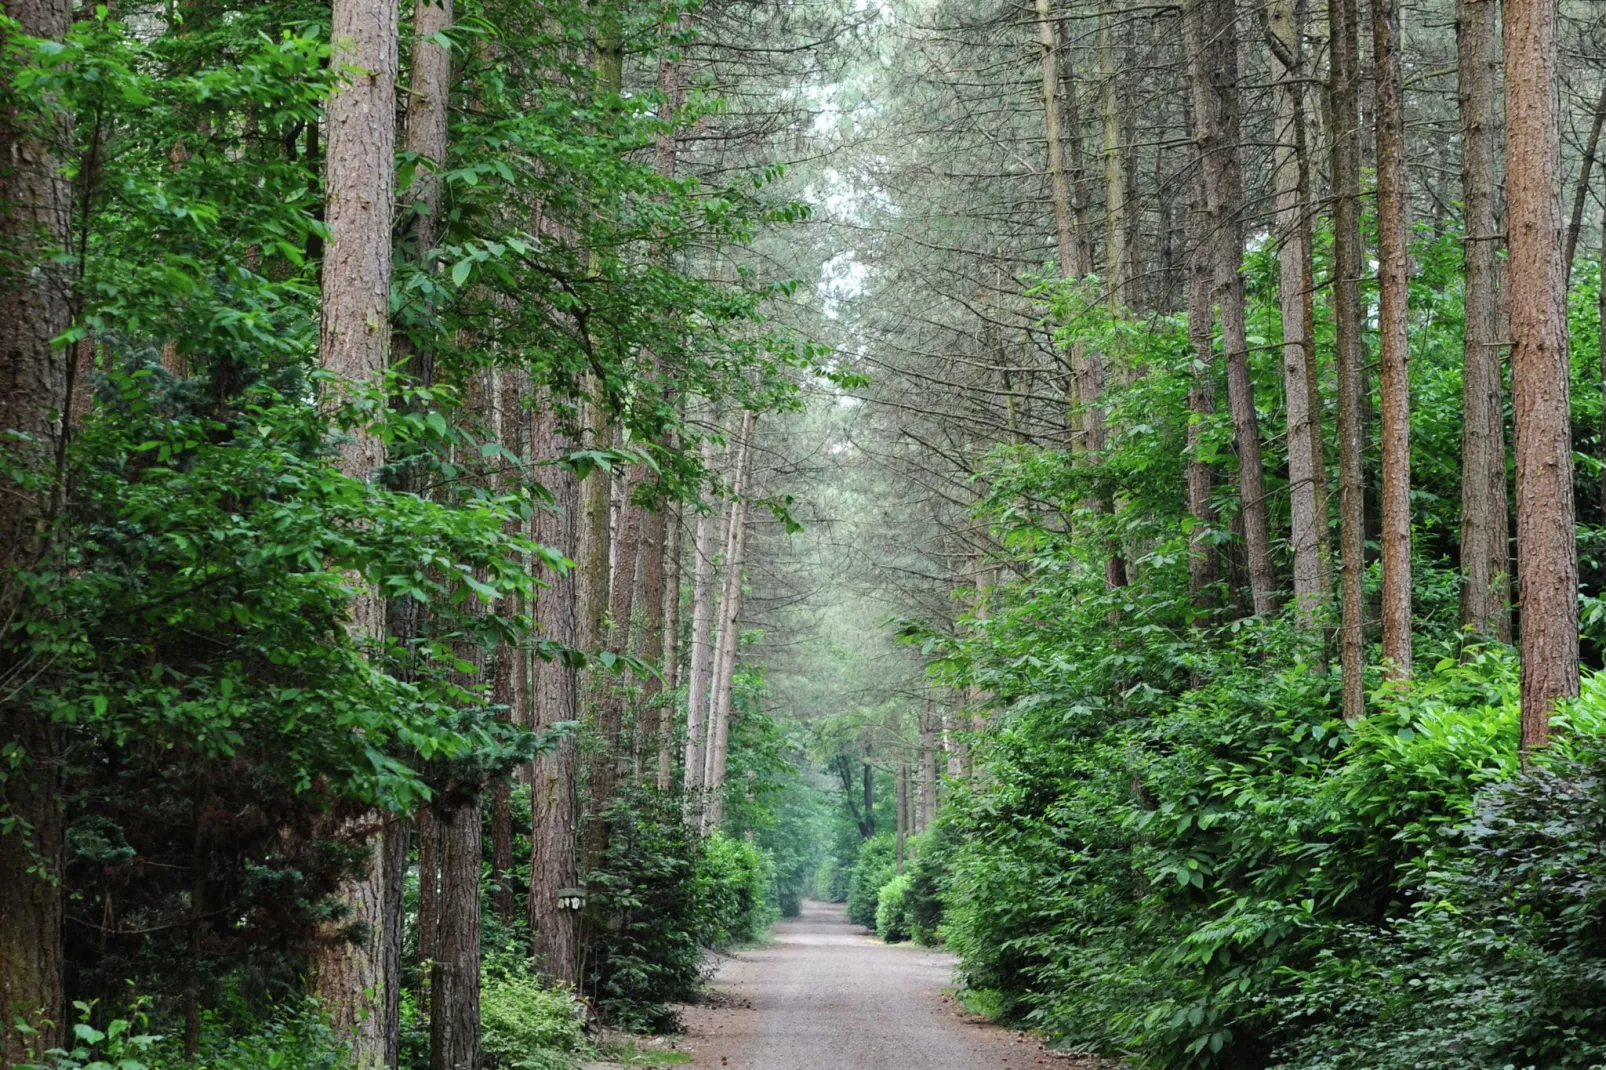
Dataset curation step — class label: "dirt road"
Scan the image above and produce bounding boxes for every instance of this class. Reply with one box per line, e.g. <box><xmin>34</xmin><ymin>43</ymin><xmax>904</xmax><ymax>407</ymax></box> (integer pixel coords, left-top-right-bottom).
<box><xmin>676</xmin><ymin>900</ymin><xmax>1098</xmax><ymax>1070</ymax></box>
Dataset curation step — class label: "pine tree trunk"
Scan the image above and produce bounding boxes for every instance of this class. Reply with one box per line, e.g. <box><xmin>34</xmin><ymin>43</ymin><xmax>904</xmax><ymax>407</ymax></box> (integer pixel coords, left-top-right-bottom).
<box><xmin>0</xmin><ymin>1</ymin><xmax>73</xmax><ymax>1060</ymax></box>
<box><xmin>1185</xmin><ymin>115</ymin><xmax>1219</xmax><ymax>618</ymax></box>
<box><xmin>378</xmin><ymin>817</ymin><xmax>408</xmax><ymax>1070</ymax></box>
<box><xmin>430</xmin><ymin>795</ymin><xmax>481</xmax><ymax>1070</ymax></box>
<box><xmin>918</xmin><ymin>703</ymin><xmax>937</xmax><ymax>832</ymax></box>
<box><xmin>311</xmin><ymin>1</ymin><xmax>399</xmax><ymax>1059</ymax></box>
<box><xmin>1328</xmin><ymin>0</ymin><xmax>1369</xmax><ymax>722</ymax></box>
<box><xmin>1373</xmin><ymin>0</ymin><xmax>1413</xmax><ymax>679</ymax></box>
<box><xmin>1099</xmin><ymin>2</ymin><xmax>1132</xmax><ymax>308</ymax></box>
<box><xmin>683</xmin><ymin>434</ymin><xmax>719</xmax><ymax>800</ymax></box>
<box><xmin>1456</xmin><ymin>0</ymin><xmax>1511</xmax><ymax>641</ymax></box>
<box><xmin>704</xmin><ymin>412</ymin><xmax>758</xmax><ymax>829</ymax></box>
<box><xmin>1036</xmin><ymin>0</ymin><xmax>1077</xmax><ymax>278</ymax></box>
<box><xmin>527</xmin><ymin>403</ymin><xmax>582</xmax><ymax>985</ymax></box>
<box><xmin>1506</xmin><ymin>0</ymin><xmax>1578</xmax><ymax>753</ymax></box>
<box><xmin>417</xmin><ymin>808</ymin><xmax>439</xmax><ymax>1016</ymax></box>
<box><xmin>657</xmin><ymin>501</ymin><xmax>683</xmax><ymax>789</ymax></box>
<box><xmin>1183</xmin><ymin>0</ymin><xmax>1276</xmax><ymax>617</ymax></box>
<box><xmin>895</xmin><ymin>761</ymin><xmax>908</xmax><ymax>873</ymax></box>
<box><xmin>1269</xmin><ymin>0</ymin><xmax>1326</xmax><ymax>630</ymax></box>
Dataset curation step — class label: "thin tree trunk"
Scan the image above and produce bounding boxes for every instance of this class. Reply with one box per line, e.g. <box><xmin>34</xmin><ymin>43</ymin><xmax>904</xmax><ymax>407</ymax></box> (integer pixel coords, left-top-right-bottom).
<box><xmin>1184</xmin><ymin>0</ymin><xmax>1275</xmax><ymax>617</ymax></box>
<box><xmin>895</xmin><ymin>761</ymin><xmax>908</xmax><ymax>873</ymax></box>
<box><xmin>430</xmin><ymin>794</ymin><xmax>481</xmax><ymax>1070</ymax></box>
<box><xmin>1457</xmin><ymin>0</ymin><xmax>1511</xmax><ymax>641</ymax></box>
<box><xmin>1564</xmin><ymin>81</ymin><xmax>1606</xmax><ymax>282</ymax></box>
<box><xmin>0</xmin><ymin>0</ymin><xmax>72</xmax><ymax>1058</ymax></box>
<box><xmin>381</xmin><ymin>817</ymin><xmax>408</xmax><ymax>1070</ymax></box>
<box><xmin>1099</xmin><ymin>2</ymin><xmax>1132</xmax><ymax>308</ymax></box>
<box><xmin>683</xmin><ymin>434</ymin><xmax>719</xmax><ymax>800</ymax></box>
<box><xmin>1037</xmin><ymin>0</ymin><xmax>1077</xmax><ymax>278</ymax></box>
<box><xmin>1329</xmin><ymin>0</ymin><xmax>1369</xmax><ymax>722</ymax></box>
<box><xmin>703</xmin><ymin>412</ymin><xmax>758</xmax><ymax>829</ymax></box>
<box><xmin>1373</xmin><ymin>0</ymin><xmax>1413</xmax><ymax>679</ymax></box>
<box><xmin>1185</xmin><ymin>113</ymin><xmax>1219</xmax><ymax>617</ymax></box>
<box><xmin>527</xmin><ymin>404</ymin><xmax>582</xmax><ymax>986</ymax></box>
<box><xmin>1600</xmin><ymin>204</ymin><xmax>1606</xmax><ymax>526</ymax></box>
<box><xmin>1269</xmin><ymin>0</ymin><xmax>1326</xmax><ymax>630</ymax></box>
<box><xmin>311</xmin><ymin>0</ymin><xmax>399</xmax><ymax>1058</ymax></box>
<box><xmin>416</xmin><ymin>809</ymin><xmax>438</xmax><ymax>1017</ymax></box>
<box><xmin>918</xmin><ymin>702</ymin><xmax>937</xmax><ymax>831</ymax></box>
<box><xmin>589</xmin><ymin>453</ymin><xmax>640</xmax><ymax>826</ymax></box>
<box><xmin>657</xmin><ymin>500</ymin><xmax>683</xmax><ymax>789</ymax></box>
<box><xmin>1506</xmin><ymin>0</ymin><xmax>1578</xmax><ymax>753</ymax></box>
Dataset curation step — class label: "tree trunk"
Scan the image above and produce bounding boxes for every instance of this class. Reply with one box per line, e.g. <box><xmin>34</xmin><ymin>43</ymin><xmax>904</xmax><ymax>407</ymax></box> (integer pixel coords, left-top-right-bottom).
<box><xmin>1373</xmin><ymin>0</ymin><xmax>1413</xmax><ymax>680</ymax></box>
<box><xmin>1506</xmin><ymin>0</ymin><xmax>1578</xmax><ymax>753</ymax></box>
<box><xmin>1185</xmin><ymin>110</ymin><xmax>1219</xmax><ymax>618</ymax></box>
<box><xmin>380</xmin><ymin>817</ymin><xmax>408</xmax><ymax>1069</ymax></box>
<box><xmin>657</xmin><ymin>501</ymin><xmax>683</xmax><ymax>789</ymax></box>
<box><xmin>895</xmin><ymin>761</ymin><xmax>908</xmax><ymax>873</ymax></box>
<box><xmin>430</xmin><ymin>795</ymin><xmax>481</xmax><ymax>1070</ymax></box>
<box><xmin>1183</xmin><ymin>0</ymin><xmax>1276</xmax><ymax>618</ymax></box>
<box><xmin>1564</xmin><ymin>82</ymin><xmax>1606</xmax><ymax>283</ymax></box>
<box><xmin>1036</xmin><ymin>0</ymin><xmax>1077</xmax><ymax>278</ymax></box>
<box><xmin>416</xmin><ymin>808</ymin><xmax>439</xmax><ymax>1017</ymax></box>
<box><xmin>683</xmin><ymin>434</ymin><xmax>719</xmax><ymax>800</ymax></box>
<box><xmin>1456</xmin><ymin>0</ymin><xmax>1510</xmax><ymax>641</ymax></box>
<box><xmin>0</xmin><ymin>0</ymin><xmax>73</xmax><ymax>1060</ymax></box>
<box><xmin>527</xmin><ymin>404</ymin><xmax>582</xmax><ymax>986</ymax></box>
<box><xmin>311</xmin><ymin>0</ymin><xmax>399</xmax><ymax>1059</ymax></box>
<box><xmin>1328</xmin><ymin>0</ymin><xmax>1368</xmax><ymax>722</ymax></box>
<box><xmin>918</xmin><ymin>703</ymin><xmax>937</xmax><ymax>832</ymax></box>
<box><xmin>703</xmin><ymin>412</ymin><xmax>758</xmax><ymax>829</ymax></box>
<box><xmin>1269</xmin><ymin>0</ymin><xmax>1326</xmax><ymax>631</ymax></box>
<box><xmin>1099</xmin><ymin>2</ymin><xmax>1132</xmax><ymax>308</ymax></box>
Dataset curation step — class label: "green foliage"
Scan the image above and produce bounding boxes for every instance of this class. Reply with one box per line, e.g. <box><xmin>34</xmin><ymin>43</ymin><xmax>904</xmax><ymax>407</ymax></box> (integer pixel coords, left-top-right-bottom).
<box><xmin>21</xmin><ymin>998</ymin><xmax>347</xmax><ymax>1070</ymax></box>
<box><xmin>874</xmin><ymin>872</ymin><xmax>913</xmax><ymax>943</ymax></box>
<box><xmin>694</xmin><ymin>830</ymin><xmax>775</xmax><ymax>948</ymax></box>
<box><xmin>845</xmin><ymin>835</ymin><xmax>897</xmax><ymax>930</ymax></box>
<box><xmin>479</xmin><ymin>970</ymin><xmax>588</xmax><ymax>1070</ymax></box>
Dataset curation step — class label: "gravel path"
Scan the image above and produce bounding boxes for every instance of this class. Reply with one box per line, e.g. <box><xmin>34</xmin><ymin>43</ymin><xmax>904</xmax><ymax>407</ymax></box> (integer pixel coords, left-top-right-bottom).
<box><xmin>675</xmin><ymin>900</ymin><xmax>1105</xmax><ymax>1070</ymax></box>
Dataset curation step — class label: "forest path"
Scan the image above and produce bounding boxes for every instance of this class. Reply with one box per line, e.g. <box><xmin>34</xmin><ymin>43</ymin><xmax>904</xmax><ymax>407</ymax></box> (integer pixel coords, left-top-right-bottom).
<box><xmin>674</xmin><ymin>900</ymin><xmax>1108</xmax><ymax>1070</ymax></box>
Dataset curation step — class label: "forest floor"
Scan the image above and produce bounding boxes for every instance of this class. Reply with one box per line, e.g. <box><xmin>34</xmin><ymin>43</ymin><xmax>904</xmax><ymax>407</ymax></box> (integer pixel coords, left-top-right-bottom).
<box><xmin>660</xmin><ymin>900</ymin><xmax>1118</xmax><ymax>1070</ymax></box>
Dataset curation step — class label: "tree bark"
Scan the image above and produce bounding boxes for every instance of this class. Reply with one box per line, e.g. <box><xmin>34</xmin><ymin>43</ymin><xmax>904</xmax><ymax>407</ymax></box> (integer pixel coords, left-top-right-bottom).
<box><xmin>1328</xmin><ymin>0</ymin><xmax>1368</xmax><ymax>722</ymax></box>
<box><xmin>656</xmin><ymin>500</ymin><xmax>683</xmax><ymax>789</ymax></box>
<box><xmin>311</xmin><ymin>1</ymin><xmax>399</xmax><ymax>1059</ymax></box>
<box><xmin>381</xmin><ymin>818</ymin><xmax>408</xmax><ymax>1070</ymax></box>
<box><xmin>1099</xmin><ymin>2</ymin><xmax>1133</xmax><ymax>308</ymax></box>
<box><xmin>1182</xmin><ymin>0</ymin><xmax>1276</xmax><ymax>618</ymax></box>
<box><xmin>0</xmin><ymin>0</ymin><xmax>73</xmax><ymax>1061</ymax></box>
<box><xmin>1373</xmin><ymin>0</ymin><xmax>1413</xmax><ymax>679</ymax></box>
<box><xmin>527</xmin><ymin>404</ymin><xmax>582</xmax><ymax>986</ymax></box>
<box><xmin>1456</xmin><ymin>0</ymin><xmax>1510</xmax><ymax>641</ymax></box>
<box><xmin>430</xmin><ymin>794</ymin><xmax>481</xmax><ymax>1070</ymax></box>
<box><xmin>895</xmin><ymin>760</ymin><xmax>908</xmax><ymax>873</ymax></box>
<box><xmin>918</xmin><ymin>702</ymin><xmax>937</xmax><ymax>832</ymax></box>
<box><xmin>1506</xmin><ymin>0</ymin><xmax>1578</xmax><ymax>753</ymax></box>
<box><xmin>1036</xmin><ymin>0</ymin><xmax>1077</xmax><ymax>279</ymax></box>
<box><xmin>683</xmin><ymin>433</ymin><xmax>719</xmax><ymax>801</ymax></box>
<box><xmin>703</xmin><ymin>412</ymin><xmax>758</xmax><ymax>829</ymax></box>
<box><xmin>1269</xmin><ymin>0</ymin><xmax>1326</xmax><ymax>631</ymax></box>
<box><xmin>416</xmin><ymin>808</ymin><xmax>439</xmax><ymax>1016</ymax></box>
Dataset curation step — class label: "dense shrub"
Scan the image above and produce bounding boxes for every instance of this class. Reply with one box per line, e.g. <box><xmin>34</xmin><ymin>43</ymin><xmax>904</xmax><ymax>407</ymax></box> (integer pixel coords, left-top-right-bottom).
<box><xmin>875</xmin><ymin>872</ymin><xmax>914</xmax><ymax>943</ymax></box>
<box><xmin>480</xmin><ymin>970</ymin><xmax>588</xmax><ymax>1070</ymax></box>
<box><xmin>905</xmin><ymin>824</ymin><xmax>949</xmax><ymax>946</ymax></box>
<box><xmin>695</xmin><ymin>829</ymin><xmax>775</xmax><ymax>948</ymax></box>
<box><xmin>583</xmin><ymin>789</ymin><xmax>704</xmax><ymax>1032</ymax></box>
<box><xmin>846</xmin><ymin>835</ymin><xmax>897</xmax><ymax>929</ymax></box>
<box><xmin>23</xmin><ymin>998</ymin><xmax>347</xmax><ymax>1070</ymax></box>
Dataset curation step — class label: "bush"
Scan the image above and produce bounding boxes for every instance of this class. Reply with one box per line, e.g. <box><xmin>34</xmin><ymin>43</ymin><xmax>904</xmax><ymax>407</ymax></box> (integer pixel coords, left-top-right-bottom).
<box><xmin>695</xmin><ymin>829</ymin><xmax>775</xmax><ymax>948</ymax></box>
<box><xmin>1270</xmin><ymin>750</ymin><xmax>1606</xmax><ymax>1070</ymax></box>
<box><xmin>480</xmin><ymin>970</ymin><xmax>588</xmax><ymax>1070</ymax></box>
<box><xmin>583</xmin><ymin>789</ymin><xmax>703</xmax><ymax>1032</ymax></box>
<box><xmin>20</xmin><ymin>998</ymin><xmax>347</xmax><ymax>1070</ymax></box>
<box><xmin>875</xmin><ymin>872</ymin><xmax>914</xmax><ymax>943</ymax></box>
<box><xmin>846</xmin><ymin>835</ymin><xmax>897</xmax><ymax>929</ymax></box>
<box><xmin>905</xmin><ymin>824</ymin><xmax>949</xmax><ymax>946</ymax></box>
<box><xmin>812</xmin><ymin>857</ymin><xmax>848</xmax><ymax>903</ymax></box>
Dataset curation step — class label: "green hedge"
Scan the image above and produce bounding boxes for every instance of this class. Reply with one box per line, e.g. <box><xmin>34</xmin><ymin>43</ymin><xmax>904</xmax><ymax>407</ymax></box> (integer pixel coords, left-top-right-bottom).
<box><xmin>846</xmin><ymin>835</ymin><xmax>897</xmax><ymax>929</ymax></box>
